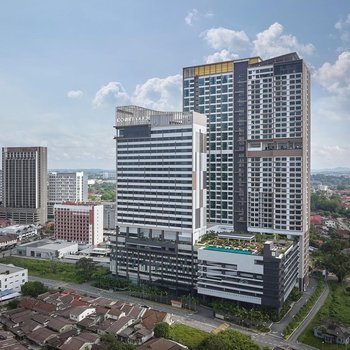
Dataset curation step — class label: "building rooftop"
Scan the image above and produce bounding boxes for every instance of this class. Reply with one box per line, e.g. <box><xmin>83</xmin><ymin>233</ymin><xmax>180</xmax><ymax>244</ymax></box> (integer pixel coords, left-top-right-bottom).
<box><xmin>0</xmin><ymin>263</ymin><xmax>26</xmax><ymax>275</ymax></box>
<box><xmin>116</xmin><ymin>105</ymin><xmax>201</xmax><ymax>127</ymax></box>
<box><xmin>196</xmin><ymin>232</ymin><xmax>293</xmax><ymax>256</ymax></box>
<box><xmin>0</xmin><ymin>224</ymin><xmax>37</xmax><ymax>234</ymax></box>
<box><xmin>137</xmin><ymin>338</ymin><xmax>187</xmax><ymax>350</ymax></box>
<box><xmin>19</xmin><ymin>239</ymin><xmax>78</xmax><ymax>250</ymax></box>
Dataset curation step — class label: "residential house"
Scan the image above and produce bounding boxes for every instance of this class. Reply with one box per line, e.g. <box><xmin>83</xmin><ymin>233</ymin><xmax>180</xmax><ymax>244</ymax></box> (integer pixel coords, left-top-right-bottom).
<box><xmin>324</xmin><ymin>220</ymin><xmax>337</xmax><ymax>229</ymax></box>
<box><xmin>69</xmin><ymin>307</ymin><xmax>96</xmax><ymax>322</ymax></box>
<box><xmin>59</xmin><ymin>337</ymin><xmax>92</xmax><ymax>350</ymax></box>
<box><xmin>0</xmin><ymin>330</ymin><xmax>28</xmax><ymax>350</ymax></box>
<box><xmin>97</xmin><ymin>316</ymin><xmax>134</xmax><ymax>336</ymax></box>
<box><xmin>142</xmin><ymin>309</ymin><xmax>172</xmax><ymax>330</ymax></box>
<box><xmin>314</xmin><ymin>320</ymin><xmax>350</xmax><ymax>345</ymax></box>
<box><xmin>310</xmin><ymin>215</ymin><xmax>322</xmax><ymax>226</ymax></box>
<box><xmin>137</xmin><ymin>338</ymin><xmax>188</xmax><ymax>350</ymax></box>
<box><xmin>106</xmin><ymin>307</ymin><xmax>125</xmax><ymax>320</ymax></box>
<box><xmin>119</xmin><ymin>322</ymin><xmax>153</xmax><ymax>345</ymax></box>
<box><xmin>0</xmin><ymin>235</ymin><xmax>17</xmax><ymax>250</ymax></box>
<box><xmin>27</xmin><ymin>327</ymin><xmax>57</xmax><ymax>346</ymax></box>
<box><xmin>47</xmin><ymin>317</ymin><xmax>75</xmax><ymax>333</ymax></box>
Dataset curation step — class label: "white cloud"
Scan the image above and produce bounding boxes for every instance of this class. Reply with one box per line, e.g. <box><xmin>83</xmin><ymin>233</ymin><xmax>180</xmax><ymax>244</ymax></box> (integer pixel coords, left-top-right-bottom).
<box><xmin>314</xmin><ymin>93</ymin><xmax>350</xmax><ymax>122</ymax></box>
<box><xmin>185</xmin><ymin>9</ymin><xmax>213</xmax><ymax>26</ymax></box>
<box><xmin>312</xmin><ymin>144</ymin><xmax>350</xmax><ymax>169</ymax></box>
<box><xmin>201</xmin><ymin>23</ymin><xmax>314</xmax><ymax>62</ymax></box>
<box><xmin>93</xmin><ymin>75</ymin><xmax>182</xmax><ymax>111</ymax></box>
<box><xmin>93</xmin><ymin>82</ymin><xmax>130</xmax><ymax>107</ymax></box>
<box><xmin>335</xmin><ymin>14</ymin><xmax>350</xmax><ymax>30</ymax></box>
<box><xmin>133</xmin><ymin>74</ymin><xmax>182</xmax><ymax>111</ymax></box>
<box><xmin>185</xmin><ymin>9</ymin><xmax>199</xmax><ymax>26</ymax></box>
<box><xmin>205</xmin><ymin>49</ymin><xmax>239</xmax><ymax>64</ymax></box>
<box><xmin>201</xmin><ymin>27</ymin><xmax>250</xmax><ymax>51</ymax></box>
<box><xmin>335</xmin><ymin>15</ymin><xmax>350</xmax><ymax>49</ymax></box>
<box><xmin>314</xmin><ymin>51</ymin><xmax>350</xmax><ymax>96</ymax></box>
<box><xmin>204</xmin><ymin>11</ymin><xmax>213</xmax><ymax>18</ymax></box>
<box><xmin>67</xmin><ymin>90</ymin><xmax>83</xmax><ymax>99</ymax></box>
<box><xmin>252</xmin><ymin>22</ymin><xmax>315</xmax><ymax>58</ymax></box>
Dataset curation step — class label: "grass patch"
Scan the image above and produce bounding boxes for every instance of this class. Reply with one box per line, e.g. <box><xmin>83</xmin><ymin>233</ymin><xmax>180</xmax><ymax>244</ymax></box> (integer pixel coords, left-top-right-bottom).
<box><xmin>298</xmin><ymin>281</ymin><xmax>350</xmax><ymax>349</ymax></box>
<box><xmin>0</xmin><ymin>256</ymin><xmax>108</xmax><ymax>284</ymax></box>
<box><xmin>170</xmin><ymin>324</ymin><xmax>208</xmax><ymax>349</ymax></box>
<box><xmin>283</xmin><ymin>279</ymin><xmax>324</xmax><ymax>339</ymax></box>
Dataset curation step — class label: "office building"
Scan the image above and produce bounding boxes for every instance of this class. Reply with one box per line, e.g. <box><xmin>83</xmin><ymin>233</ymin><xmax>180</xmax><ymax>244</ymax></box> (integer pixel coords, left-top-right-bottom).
<box><xmin>183</xmin><ymin>53</ymin><xmax>310</xmax><ymax>290</ymax></box>
<box><xmin>111</xmin><ymin>106</ymin><xmax>206</xmax><ymax>291</ymax></box>
<box><xmin>103</xmin><ymin>202</ymin><xmax>116</xmax><ymax>230</ymax></box>
<box><xmin>48</xmin><ymin>171</ymin><xmax>88</xmax><ymax>219</ymax></box>
<box><xmin>54</xmin><ymin>203</ymin><xmax>103</xmax><ymax>246</ymax></box>
<box><xmin>0</xmin><ymin>263</ymin><xmax>28</xmax><ymax>301</ymax></box>
<box><xmin>0</xmin><ymin>170</ymin><xmax>2</xmax><ymax>204</ymax></box>
<box><xmin>0</xmin><ymin>147</ymin><xmax>48</xmax><ymax>225</ymax></box>
<box><xmin>17</xmin><ymin>239</ymin><xmax>78</xmax><ymax>259</ymax></box>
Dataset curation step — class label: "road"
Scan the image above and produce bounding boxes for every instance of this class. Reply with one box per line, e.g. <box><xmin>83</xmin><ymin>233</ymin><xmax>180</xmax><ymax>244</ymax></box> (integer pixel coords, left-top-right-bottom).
<box><xmin>29</xmin><ymin>275</ymin><xmax>324</xmax><ymax>349</ymax></box>
<box><xmin>271</xmin><ymin>277</ymin><xmax>318</xmax><ymax>336</ymax></box>
<box><xmin>289</xmin><ymin>282</ymin><xmax>329</xmax><ymax>343</ymax></box>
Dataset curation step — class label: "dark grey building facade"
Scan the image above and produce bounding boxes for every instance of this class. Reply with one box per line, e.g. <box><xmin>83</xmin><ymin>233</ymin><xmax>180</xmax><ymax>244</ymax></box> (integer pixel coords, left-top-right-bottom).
<box><xmin>0</xmin><ymin>147</ymin><xmax>48</xmax><ymax>225</ymax></box>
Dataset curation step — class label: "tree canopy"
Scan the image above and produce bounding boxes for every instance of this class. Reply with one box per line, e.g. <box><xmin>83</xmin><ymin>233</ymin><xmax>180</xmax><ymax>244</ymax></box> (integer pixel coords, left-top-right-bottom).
<box><xmin>196</xmin><ymin>330</ymin><xmax>260</xmax><ymax>350</ymax></box>
<box><xmin>75</xmin><ymin>257</ymin><xmax>97</xmax><ymax>282</ymax></box>
<box><xmin>21</xmin><ymin>281</ymin><xmax>48</xmax><ymax>297</ymax></box>
<box><xmin>319</xmin><ymin>238</ymin><xmax>350</xmax><ymax>282</ymax></box>
<box><xmin>154</xmin><ymin>322</ymin><xmax>171</xmax><ymax>338</ymax></box>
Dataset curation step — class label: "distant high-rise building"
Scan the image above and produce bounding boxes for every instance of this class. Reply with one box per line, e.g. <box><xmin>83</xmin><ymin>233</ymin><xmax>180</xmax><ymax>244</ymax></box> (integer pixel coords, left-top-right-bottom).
<box><xmin>54</xmin><ymin>202</ymin><xmax>103</xmax><ymax>246</ymax></box>
<box><xmin>0</xmin><ymin>170</ymin><xmax>2</xmax><ymax>204</ymax></box>
<box><xmin>111</xmin><ymin>106</ymin><xmax>207</xmax><ymax>291</ymax></box>
<box><xmin>48</xmin><ymin>172</ymin><xmax>88</xmax><ymax>219</ymax></box>
<box><xmin>0</xmin><ymin>147</ymin><xmax>48</xmax><ymax>225</ymax></box>
<box><xmin>103</xmin><ymin>202</ymin><xmax>116</xmax><ymax>230</ymax></box>
<box><xmin>183</xmin><ymin>53</ymin><xmax>310</xmax><ymax>289</ymax></box>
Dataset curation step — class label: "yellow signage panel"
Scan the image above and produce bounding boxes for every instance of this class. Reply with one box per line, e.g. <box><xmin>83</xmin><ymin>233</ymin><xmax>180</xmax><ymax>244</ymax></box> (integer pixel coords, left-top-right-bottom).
<box><xmin>194</xmin><ymin>62</ymin><xmax>234</xmax><ymax>76</ymax></box>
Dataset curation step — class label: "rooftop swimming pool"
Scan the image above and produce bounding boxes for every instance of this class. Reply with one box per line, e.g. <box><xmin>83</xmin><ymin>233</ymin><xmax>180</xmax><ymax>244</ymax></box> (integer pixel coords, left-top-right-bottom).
<box><xmin>205</xmin><ymin>246</ymin><xmax>254</xmax><ymax>254</ymax></box>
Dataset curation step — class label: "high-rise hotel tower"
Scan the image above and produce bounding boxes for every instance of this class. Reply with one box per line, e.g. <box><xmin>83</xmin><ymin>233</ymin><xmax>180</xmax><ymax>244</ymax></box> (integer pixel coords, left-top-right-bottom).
<box><xmin>0</xmin><ymin>147</ymin><xmax>48</xmax><ymax>225</ymax></box>
<box><xmin>183</xmin><ymin>53</ymin><xmax>310</xmax><ymax>288</ymax></box>
<box><xmin>111</xmin><ymin>106</ymin><xmax>207</xmax><ymax>291</ymax></box>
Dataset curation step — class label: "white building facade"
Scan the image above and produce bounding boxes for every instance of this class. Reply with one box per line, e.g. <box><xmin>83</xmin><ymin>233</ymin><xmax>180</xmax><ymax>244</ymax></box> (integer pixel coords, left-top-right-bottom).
<box><xmin>111</xmin><ymin>106</ymin><xmax>207</xmax><ymax>291</ymax></box>
<box><xmin>197</xmin><ymin>239</ymin><xmax>299</xmax><ymax>309</ymax></box>
<box><xmin>0</xmin><ymin>263</ymin><xmax>28</xmax><ymax>300</ymax></box>
<box><xmin>48</xmin><ymin>172</ymin><xmax>88</xmax><ymax>219</ymax></box>
<box><xmin>246</xmin><ymin>54</ymin><xmax>311</xmax><ymax>288</ymax></box>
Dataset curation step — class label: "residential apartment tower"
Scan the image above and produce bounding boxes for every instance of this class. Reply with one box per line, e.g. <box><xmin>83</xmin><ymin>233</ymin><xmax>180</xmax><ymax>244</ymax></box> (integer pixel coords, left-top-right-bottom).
<box><xmin>183</xmin><ymin>53</ymin><xmax>310</xmax><ymax>289</ymax></box>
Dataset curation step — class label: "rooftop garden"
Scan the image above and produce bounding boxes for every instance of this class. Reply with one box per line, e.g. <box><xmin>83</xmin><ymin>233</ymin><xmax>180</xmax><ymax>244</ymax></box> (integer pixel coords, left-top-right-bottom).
<box><xmin>196</xmin><ymin>231</ymin><xmax>294</xmax><ymax>255</ymax></box>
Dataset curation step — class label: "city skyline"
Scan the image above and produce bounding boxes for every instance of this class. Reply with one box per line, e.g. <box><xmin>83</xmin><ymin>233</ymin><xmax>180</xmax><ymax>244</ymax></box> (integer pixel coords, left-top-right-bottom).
<box><xmin>0</xmin><ymin>1</ymin><xmax>349</xmax><ymax>169</ymax></box>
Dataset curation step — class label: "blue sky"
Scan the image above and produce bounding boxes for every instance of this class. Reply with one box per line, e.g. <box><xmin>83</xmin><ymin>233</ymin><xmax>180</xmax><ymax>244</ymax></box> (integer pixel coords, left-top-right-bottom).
<box><xmin>0</xmin><ymin>0</ymin><xmax>349</xmax><ymax>170</ymax></box>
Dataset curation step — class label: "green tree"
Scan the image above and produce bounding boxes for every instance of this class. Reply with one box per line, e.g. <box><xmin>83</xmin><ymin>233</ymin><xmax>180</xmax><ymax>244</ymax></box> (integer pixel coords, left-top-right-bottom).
<box><xmin>7</xmin><ymin>299</ymin><xmax>19</xmax><ymax>309</ymax></box>
<box><xmin>100</xmin><ymin>333</ymin><xmax>136</xmax><ymax>350</ymax></box>
<box><xmin>196</xmin><ymin>330</ymin><xmax>260</xmax><ymax>350</ymax></box>
<box><xmin>324</xmin><ymin>253</ymin><xmax>350</xmax><ymax>283</ymax></box>
<box><xmin>75</xmin><ymin>257</ymin><xmax>97</xmax><ymax>282</ymax></box>
<box><xmin>21</xmin><ymin>281</ymin><xmax>48</xmax><ymax>297</ymax></box>
<box><xmin>154</xmin><ymin>322</ymin><xmax>171</xmax><ymax>338</ymax></box>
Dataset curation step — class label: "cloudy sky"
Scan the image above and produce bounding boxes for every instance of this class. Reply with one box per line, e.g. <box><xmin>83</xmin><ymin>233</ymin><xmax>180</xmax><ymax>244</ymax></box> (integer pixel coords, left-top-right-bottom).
<box><xmin>0</xmin><ymin>0</ymin><xmax>349</xmax><ymax>170</ymax></box>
